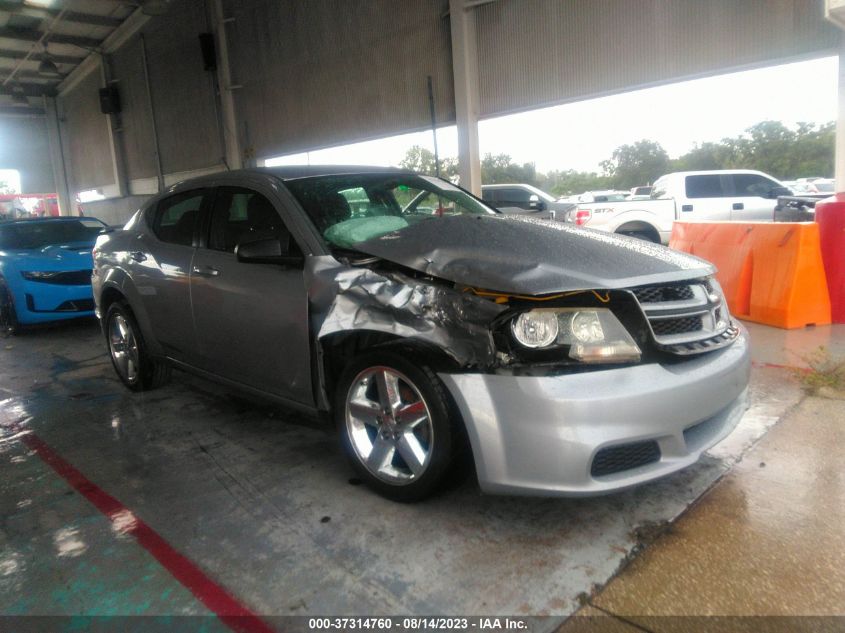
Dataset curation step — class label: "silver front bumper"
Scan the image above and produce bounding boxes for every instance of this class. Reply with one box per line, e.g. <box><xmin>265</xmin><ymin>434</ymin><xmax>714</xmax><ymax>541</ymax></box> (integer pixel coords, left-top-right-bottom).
<box><xmin>439</xmin><ymin>327</ymin><xmax>750</xmax><ymax>496</ymax></box>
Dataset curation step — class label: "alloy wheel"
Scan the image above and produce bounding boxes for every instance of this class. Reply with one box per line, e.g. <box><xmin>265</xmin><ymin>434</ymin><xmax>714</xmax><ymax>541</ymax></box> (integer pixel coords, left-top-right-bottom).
<box><xmin>108</xmin><ymin>313</ymin><xmax>140</xmax><ymax>384</ymax></box>
<box><xmin>345</xmin><ymin>366</ymin><xmax>434</xmax><ymax>485</ymax></box>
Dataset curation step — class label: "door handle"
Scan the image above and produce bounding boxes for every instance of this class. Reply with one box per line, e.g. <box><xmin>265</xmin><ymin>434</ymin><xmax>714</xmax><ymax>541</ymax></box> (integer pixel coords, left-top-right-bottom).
<box><xmin>732</xmin><ymin>203</ymin><xmax>744</xmax><ymax>210</ymax></box>
<box><xmin>129</xmin><ymin>251</ymin><xmax>146</xmax><ymax>262</ymax></box>
<box><xmin>192</xmin><ymin>265</ymin><xmax>220</xmax><ymax>277</ymax></box>
<box><xmin>681</xmin><ymin>204</ymin><xmax>693</xmax><ymax>212</ymax></box>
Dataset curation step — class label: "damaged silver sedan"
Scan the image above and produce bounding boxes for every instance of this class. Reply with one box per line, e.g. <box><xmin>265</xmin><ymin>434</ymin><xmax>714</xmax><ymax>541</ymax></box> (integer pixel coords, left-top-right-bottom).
<box><xmin>92</xmin><ymin>166</ymin><xmax>750</xmax><ymax>501</ymax></box>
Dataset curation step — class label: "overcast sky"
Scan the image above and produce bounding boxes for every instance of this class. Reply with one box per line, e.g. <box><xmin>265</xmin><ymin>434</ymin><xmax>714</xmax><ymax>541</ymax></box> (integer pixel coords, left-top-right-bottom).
<box><xmin>267</xmin><ymin>55</ymin><xmax>838</xmax><ymax>175</ymax></box>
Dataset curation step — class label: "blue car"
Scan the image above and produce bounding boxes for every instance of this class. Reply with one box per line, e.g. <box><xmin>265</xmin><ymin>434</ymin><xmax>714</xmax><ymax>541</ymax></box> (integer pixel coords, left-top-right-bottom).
<box><xmin>0</xmin><ymin>217</ymin><xmax>108</xmax><ymax>332</ymax></box>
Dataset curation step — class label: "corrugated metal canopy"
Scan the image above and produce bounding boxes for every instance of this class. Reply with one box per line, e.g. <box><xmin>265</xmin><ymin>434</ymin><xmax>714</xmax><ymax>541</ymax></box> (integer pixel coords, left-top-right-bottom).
<box><xmin>475</xmin><ymin>0</ymin><xmax>840</xmax><ymax>118</ymax></box>
<box><xmin>0</xmin><ymin>0</ymin><xmax>135</xmax><ymax>113</ymax></box>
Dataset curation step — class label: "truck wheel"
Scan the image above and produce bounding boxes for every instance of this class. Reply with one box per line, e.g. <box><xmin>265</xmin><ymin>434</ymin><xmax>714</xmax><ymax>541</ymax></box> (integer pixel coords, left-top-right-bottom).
<box><xmin>617</xmin><ymin>227</ymin><xmax>660</xmax><ymax>244</ymax></box>
<box><xmin>335</xmin><ymin>350</ymin><xmax>461</xmax><ymax>502</ymax></box>
<box><xmin>105</xmin><ymin>301</ymin><xmax>171</xmax><ymax>391</ymax></box>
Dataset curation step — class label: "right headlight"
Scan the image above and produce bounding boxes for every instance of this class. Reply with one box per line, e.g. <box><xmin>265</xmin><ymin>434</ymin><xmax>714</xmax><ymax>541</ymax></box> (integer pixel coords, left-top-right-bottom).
<box><xmin>510</xmin><ymin>308</ymin><xmax>641</xmax><ymax>363</ymax></box>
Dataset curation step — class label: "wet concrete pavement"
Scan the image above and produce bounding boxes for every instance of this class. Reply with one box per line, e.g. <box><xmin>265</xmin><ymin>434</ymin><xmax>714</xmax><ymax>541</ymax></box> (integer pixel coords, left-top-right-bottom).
<box><xmin>0</xmin><ymin>318</ymin><xmax>839</xmax><ymax>629</ymax></box>
<box><xmin>559</xmin><ymin>327</ymin><xmax>845</xmax><ymax>630</ymax></box>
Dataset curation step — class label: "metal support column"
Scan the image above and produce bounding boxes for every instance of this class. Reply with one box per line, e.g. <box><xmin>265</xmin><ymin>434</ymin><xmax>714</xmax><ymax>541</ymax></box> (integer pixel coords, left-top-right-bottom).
<box><xmin>836</xmin><ymin>32</ymin><xmax>845</xmax><ymax>189</ymax></box>
<box><xmin>211</xmin><ymin>0</ymin><xmax>243</xmax><ymax>170</ymax></box>
<box><xmin>43</xmin><ymin>96</ymin><xmax>72</xmax><ymax>216</ymax></box>
<box><xmin>140</xmin><ymin>33</ymin><xmax>165</xmax><ymax>192</ymax></box>
<box><xmin>101</xmin><ymin>54</ymin><xmax>129</xmax><ymax>197</ymax></box>
<box><xmin>449</xmin><ymin>0</ymin><xmax>482</xmax><ymax>196</ymax></box>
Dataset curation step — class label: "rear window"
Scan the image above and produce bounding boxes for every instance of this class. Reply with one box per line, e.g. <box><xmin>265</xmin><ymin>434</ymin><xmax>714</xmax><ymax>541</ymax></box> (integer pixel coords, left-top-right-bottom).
<box><xmin>685</xmin><ymin>175</ymin><xmax>726</xmax><ymax>198</ymax></box>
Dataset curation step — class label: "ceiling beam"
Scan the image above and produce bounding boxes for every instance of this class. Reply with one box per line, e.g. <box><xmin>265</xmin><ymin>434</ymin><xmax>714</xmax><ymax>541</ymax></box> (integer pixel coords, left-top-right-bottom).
<box><xmin>0</xmin><ymin>104</ymin><xmax>45</xmax><ymax>117</ymax></box>
<box><xmin>0</xmin><ymin>2</ymin><xmax>124</xmax><ymax>28</ymax></box>
<box><xmin>59</xmin><ymin>7</ymin><xmax>148</xmax><ymax>96</ymax></box>
<box><xmin>0</xmin><ymin>47</ymin><xmax>84</xmax><ymax>65</ymax></box>
<box><xmin>0</xmin><ymin>68</ymin><xmax>63</xmax><ymax>81</ymax></box>
<box><xmin>0</xmin><ymin>26</ymin><xmax>102</xmax><ymax>50</ymax></box>
<box><xmin>0</xmin><ymin>82</ymin><xmax>54</xmax><ymax>96</ymax></box>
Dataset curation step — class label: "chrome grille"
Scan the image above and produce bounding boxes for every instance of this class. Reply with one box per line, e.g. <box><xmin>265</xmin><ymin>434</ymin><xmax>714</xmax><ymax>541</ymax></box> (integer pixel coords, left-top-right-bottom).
<box><xmin>631</xmin><ymin>279</ymin><xmax>738</xmax><ymax>355</ymax></box>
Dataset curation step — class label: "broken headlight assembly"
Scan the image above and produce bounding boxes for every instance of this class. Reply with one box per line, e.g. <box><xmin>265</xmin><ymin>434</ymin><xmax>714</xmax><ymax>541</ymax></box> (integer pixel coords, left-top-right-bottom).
<box><xmin>510</xmin><ymin>308</ymin><xmax>641</xmax><ymax>363</ymax></box>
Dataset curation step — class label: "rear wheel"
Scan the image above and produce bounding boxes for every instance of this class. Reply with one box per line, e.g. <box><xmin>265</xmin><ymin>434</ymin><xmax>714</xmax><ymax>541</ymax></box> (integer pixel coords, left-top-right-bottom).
<box><xmin>335</xmin><ymin>350</ymin><xmax>461</xmax><ymax>502</ymax></box>
<box><xmin>105</xmin><ymin>301</ymin><xmax>171</xmax><ymax>391</ymax></box>
<box><xmin>0</xmin><ymin>278</ymin><xmax>18</xmax><ymax>335</ymax></box>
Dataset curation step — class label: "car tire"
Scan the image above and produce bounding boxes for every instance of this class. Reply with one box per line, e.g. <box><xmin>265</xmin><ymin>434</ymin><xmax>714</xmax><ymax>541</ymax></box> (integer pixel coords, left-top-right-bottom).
<box><xmin>0</xmin><ymin>277</ymin><xmax>18</xmax><ymax>335</ymax></box>
<box><xmin>105</xmin><ymin>300</ymin><xmax>171</xmax><ymax>391</ymax></box>
<box><xmin>335</xmin><ymin>349</ymin><xmax>462</xmax><ymax>502</ymax></box>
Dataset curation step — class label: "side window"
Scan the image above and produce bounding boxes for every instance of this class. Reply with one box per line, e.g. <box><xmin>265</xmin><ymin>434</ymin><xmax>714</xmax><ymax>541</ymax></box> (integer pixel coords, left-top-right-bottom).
<box><xmin>153</xmin><ymin>190</ymin><xmax>206</xmax><ymax>246</ymax></box>
<box><xmin>685</xmin><ymin>175</ymin><xmax>726</xmax><ymax>199</ymax></box>
<box><xmin>481</xmin><ymin>188</ymin><xmax>499</xmax><ymax>204</ymax></box>
<box><xmin>208</xmin><ymin>187</ymin><xmax>300</xmax><ymax>255</ymax></box>
<box><xmin>651</xmin><ymin>178</ymin><xmax>669</xmax><ymax>199</ymax></box>
<box><xmin>499</xmin><ymin>188</ymin><xmax>530</xmax><ymax>207</ymax></box>
<box><xmin>732</xmin><ymin>174</ymin><xmax>778</xmax><ymax>197</ymax></box>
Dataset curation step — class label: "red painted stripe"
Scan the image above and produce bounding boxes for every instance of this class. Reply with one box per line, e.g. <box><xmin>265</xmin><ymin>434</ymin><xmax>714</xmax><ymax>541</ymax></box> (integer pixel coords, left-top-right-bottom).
<box><xmin>19</xmin><ymin>431</ymin><xmax>275</xmax><ymax>633</ymax></box>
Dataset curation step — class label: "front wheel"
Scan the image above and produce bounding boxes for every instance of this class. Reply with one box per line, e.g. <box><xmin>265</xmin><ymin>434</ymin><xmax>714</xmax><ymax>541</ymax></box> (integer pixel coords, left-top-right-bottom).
<box><xmin>335</xmin><ymin>350</ymin><xmax>462</xmax><ymax>502</ymax></box>
<box><xmin>105</xmin><ymin>301</ymin><xmax>171</xmax><ymax>391</ymax></box>
<box><xmin>0</xmin><ymin>278</ymin><xmax>18</xmax><ymax>335</ymax></box>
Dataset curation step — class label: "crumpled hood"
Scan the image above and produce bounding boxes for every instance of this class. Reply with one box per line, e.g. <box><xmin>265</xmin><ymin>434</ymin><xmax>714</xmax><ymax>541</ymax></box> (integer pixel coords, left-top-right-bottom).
<box><xmin>350</xmin><ymin>215</ymin><xmax>714</xmax><ymax>295</ymax></box>
<box><xmin>4</xmin><ymin>241</ymin><xmax>95</xmax><ymax>270</ymax></box>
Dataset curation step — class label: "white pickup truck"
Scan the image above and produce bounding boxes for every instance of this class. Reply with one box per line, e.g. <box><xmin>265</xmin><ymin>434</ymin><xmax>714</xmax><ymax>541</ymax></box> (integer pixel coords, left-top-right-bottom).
<box><xmin>566</xmin><ymin>170</ymin><xmax>792</xmax><ymax>243</ymax></box>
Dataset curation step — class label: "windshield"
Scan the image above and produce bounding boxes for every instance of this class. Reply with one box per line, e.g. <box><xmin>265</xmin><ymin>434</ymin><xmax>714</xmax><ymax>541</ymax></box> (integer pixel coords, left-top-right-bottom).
<box><xmin>0</xmin><ymin>219</ymin><xmax>106</xmax><ymax>250</ymax></box>
<box><xmin>285</xmin><ymin>173</ymin><xmax>496</xmax><ymax>249</ymax></box>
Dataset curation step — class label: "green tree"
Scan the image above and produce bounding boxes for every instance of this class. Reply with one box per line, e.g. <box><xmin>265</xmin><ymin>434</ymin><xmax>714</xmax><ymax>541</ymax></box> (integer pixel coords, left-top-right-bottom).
<box><xmin>398</xmin><ymin>145</ymin><xmax>458</xmax><ymax>180</ymax></box>
<box><xmin>784</xmin><ymin>121</ymin><xmax>834</xmax><ymax>178</ymax></box>
<box><xmin>670</xmin><ymin>121</ymin><xmax>834</xmax><ymax>179</ymax></box>
<box><xmin>480</xmin><ymin>153</ymin><xmax>538</xmax><ymax>185</ymax></box>
<box><xmin>540</xmin><ymin>169</ymin><xmax>611</xmax><ymax>197</ymax></box>
<box><xmin>600</xmin><ymin>140</ymin><xmax>670</xmax><ymax>189</ymax></box>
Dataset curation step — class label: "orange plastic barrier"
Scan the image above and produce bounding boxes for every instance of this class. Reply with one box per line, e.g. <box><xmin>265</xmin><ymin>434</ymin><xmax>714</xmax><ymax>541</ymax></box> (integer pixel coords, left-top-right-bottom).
<box><xmin>670</xmin><ymin>222</ymin><xmax>831</xmax><ymax>329</ymax></box>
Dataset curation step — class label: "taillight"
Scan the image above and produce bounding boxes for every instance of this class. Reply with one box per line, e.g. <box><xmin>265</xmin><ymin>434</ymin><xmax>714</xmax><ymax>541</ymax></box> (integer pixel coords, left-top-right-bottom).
<box><xmin>575</xmin><ymin>208</ymin><xmax>591</xmax><ymax>225</ymax></box>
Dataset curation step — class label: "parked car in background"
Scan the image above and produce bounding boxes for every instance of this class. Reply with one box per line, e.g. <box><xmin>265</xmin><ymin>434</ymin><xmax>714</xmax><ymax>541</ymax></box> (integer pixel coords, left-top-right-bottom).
<box><xmin>566</xmin><ymin>169</ymin><xmax>792</xmax><ymax>244</ymax></box>
<box><xmin>630</xmin><ymin>185</ymin><xmax>653</xmax><ymax>200</ymax></box>
<box><xmin>798</xmin><ymin>178</ymin><xmax>834</xmax><ymax>196</ymax></box>
<box><xmin>93</xmin><ymin>166</ymin><xmax>749</xmax><ymax>501</ymax></box>
<box><xmin>0</xmin><ymin>217</ymin><xmax>107</xmax><ymax>333</ymax></box>
<box><xmin>576</xmin><ymin>190</ymin><xmax>630</xmax><ymax>203</ymax></box>
<box><xmin>481</xmin><ymin>183</ymin><xmax>574</xmax><ymax>219</ymax></box>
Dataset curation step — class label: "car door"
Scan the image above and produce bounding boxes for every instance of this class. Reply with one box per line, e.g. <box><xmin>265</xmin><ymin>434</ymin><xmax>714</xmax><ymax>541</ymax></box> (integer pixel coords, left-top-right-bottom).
<box><xmin>132</xmin><ymin>188</ymin><xmax>210</xmax><ymax>362</ymax></box>
<box><xmin>682</xmin><ymin>174</ymin><xmax>732</xmax><ymax>221</ymax></box>
<box><xmin>729</xmin><ymin>173</ymin><xmax>781</xmax><ymax>220</ymax></box>
<box><xmin>189</xmin><ymin>185</ymin><xmax>312</xmax><ymax>405</ymax></box>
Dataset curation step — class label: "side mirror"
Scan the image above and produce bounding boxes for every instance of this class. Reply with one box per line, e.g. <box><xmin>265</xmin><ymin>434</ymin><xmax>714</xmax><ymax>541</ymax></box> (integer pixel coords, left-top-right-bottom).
<box><xmin>236</xmin><ymin>237</ymin><xmax>303</xmax><ymax>266</ymax></box>
<box><xmin>528</xmin><ymin>194</ymin><xmax>540</xmax><ymax>209</ymax></box>
<box><xmin>767</xmin><ymin>186</ymin><xmax>792</xmax><ymax>199</ymax></box>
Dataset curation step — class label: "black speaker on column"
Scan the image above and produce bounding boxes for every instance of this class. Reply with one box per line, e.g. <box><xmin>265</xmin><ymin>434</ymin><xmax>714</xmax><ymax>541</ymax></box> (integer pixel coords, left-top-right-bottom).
<box><xmin>99</xmin><ymin>85</ymin><xmax>121</xmax><ymax>114</ymax></box>
<box><xmin>199</xmin><ymin>33</ymin><xmax>217</xmax><ymax>71</ymax></box>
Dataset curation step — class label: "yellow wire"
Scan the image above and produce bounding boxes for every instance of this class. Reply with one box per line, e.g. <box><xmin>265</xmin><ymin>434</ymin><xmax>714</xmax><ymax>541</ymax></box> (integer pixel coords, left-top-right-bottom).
<box><xmin>464</xmin><ymin>287</ymin><xmax>612</xmax><ymax>304</ymax></box>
